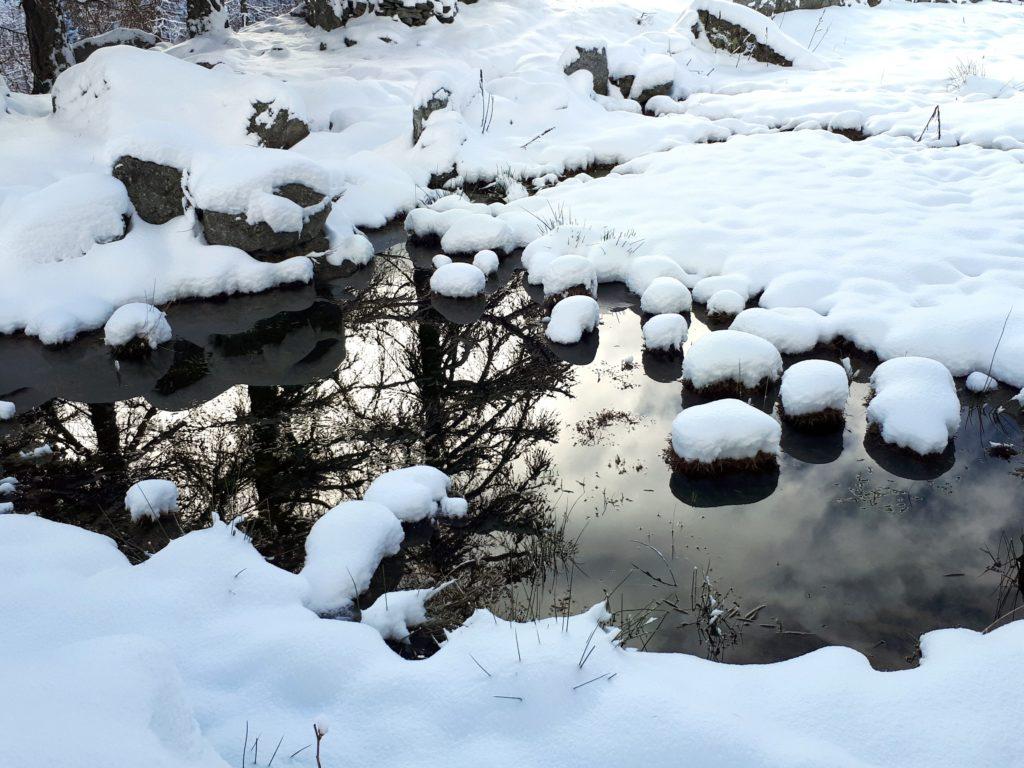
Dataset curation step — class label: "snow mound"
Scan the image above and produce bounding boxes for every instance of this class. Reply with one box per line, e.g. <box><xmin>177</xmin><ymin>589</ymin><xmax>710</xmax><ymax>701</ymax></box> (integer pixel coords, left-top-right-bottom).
<box><xmin>682</xmin><ymin>330</ymin><xmax>783</xmax><ymax>391</ymax></box>
<box><xmin>432</xmin><ymin>254</ymin><xmax>453</xmax><ymax>268</ymax></box>
<box><xmin>966</xmin><ymin>371</ymin><xmax>999</xmax><ymax>393</ymax></box>
<box><xmin>472</xmin><ymin>249</ymin><xmax>499</xmax><ymax>276</ymax></box>
<box><xmin>625</xmin><ymin>255</ymin><xmax>688</xmax><ymax>296</ymax></box>
<box><xmin>868</xmin><ymin>357</ymin><xmax>961</xmax><ymax>455</ymax></box>
<box><xmin>706</xmin><ymin>288</ymin><xmax>745</xmax><ymax>317</ymax></box>
<box><xmin>0</xmin><ymin>401</ymin><xmax>14</xmax><ymax>421</ymax></box>
<box><xmin>124</xmin><ymin>479</ymin><xmax>179</xmax><ymax>523</ymax></box>
<box><xmin>361</xmin><ymin>583</ymin><xmax>450</xmax><ymax>642</ymax></box>
<box><xmin>439</xmin><ymin>214</ymin><xmax>514</xmax><ymax>256</ymax></box>
<box><xmin>104</xmin><ymin>303</ymin><xmax>172</xmax><ymax>349</ymax></box>
<box><xmin>430</xmin><ymin>262</ymin><xmax>486</xmax><ymax>298</ymax></box>
<box><xmin>546</xmin><ymin>295</ymin><xmax>599</xmax><ymax>345</ymax></box>
<box><xmin>730</xmin><ymin>307</ymin><xmax>828</xmax><ymax>354</ymax></box>
<box><xmin>643</xmin><ymin>313</ymin><xmax>688</xmax><ymax>353</ymax></box>
<box><xmin>671</xmin><ymin>399</ymin><xmax>781</xmax><ymax>464</ymax></box>
<box><xmin>0</xmin><ymin>174</ymin><xmax>131</xmax><ymax>265</ymax></box>
<box><xmin>542</xmin><ymin>254</ymin><xmax>597</xmax><ymax>297</ymax></box>
<box><xmin>363</xmin><ymin>466</ymin><xmax>467</xmax><ymax>523</ymax></box>
<box><xmin>641</xmin><ymin>277</ymin><xmax>692</xmax><ymax>314</ymax></box>
<box><xmin>780</xmin><ymin>360</ymin><xmax>849</xmax><ymax>417</ymax></box>
<box><xmin>301</xmin><ymin>500</ymin><xmax>404</xmax><ymax>615</ymax></box>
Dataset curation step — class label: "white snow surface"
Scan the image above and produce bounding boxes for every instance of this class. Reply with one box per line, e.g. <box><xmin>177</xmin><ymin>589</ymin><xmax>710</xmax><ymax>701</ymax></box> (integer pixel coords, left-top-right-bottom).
<box><xmin>707</xmin><ymin>288</ymin><xmax>745</xmax><ymax>317</ymax></box>
<box><xmin>682</xmin><ymin>330</ymin><xmax>783</xmax><ymax>390</ymax></box>
<box><xmin>472</xmin><ymin>249</ymin><xmax>499</xmax><ymax>276</ymax></box>
<box><xmin>867</xmin><ymin>357</ymin><xmax>961</xmax><ymax>455</ymax></box>
<box><xmin>430</xmin><ymin>262</ymin><xmax>487</xmax><ymax>298</ymax></box>
<box><xmin>542</xmin><ymin>254</ymin><xmax>598</xmax><ymax>297</ymax></box>
<box><xmin>103</xmin><ymin>303</ymin><xmax>172</xmax><ymax>349</ymax></box>
<box><xmin>642</xmin><ymin>313</ymin><xmax>688</xmax><ymax>353</ymax></box>
<box><xmin>780</xmin><ymin>360</ymin><xmax>849</xmax><ymax>417</ymax></box>
<box><xmin>360</xmin><ymin>582</ymin><xmax>450</xmax><ymax>642</ymax></box>
<box><xmin>640</xmin><ymin>277</ymin><xmax>692</xmax><ymax>315</ymax></box>
<box><xmin>545</xmin><ymin>295</ymin><xmax>599</xmax><ymax>345</ymax></box>
<box><xmin>966</xmin><ymin>371</ymin><xmax>999</xmax><ymax>393</ymax></box>
<box><xmin>0</xmin><ymin>401</ymin><xmax>14</xmax><ymax>420</ymax></box>
<box><xmin>363</xmin><ymin>465</ymin><xmax>467</xmax><ymax>523</ymax></box>
<box><xmin>671</xmin><ymin>398</ymin><xmax>781</xmax><ymax>463</ymax></box>
<box><xmin>124</xmin><ymin>479</ymin><xmax>179</xmax><ymax>523</ymax></box>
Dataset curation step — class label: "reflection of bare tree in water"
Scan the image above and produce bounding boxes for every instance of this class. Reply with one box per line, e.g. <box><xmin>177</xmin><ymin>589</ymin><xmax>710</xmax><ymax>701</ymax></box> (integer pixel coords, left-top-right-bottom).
<box><xmin>983</xmin><ymin>531</ymin><xmax>1024</xmax><ymax>632</ymax></box>
<box><xmin>2</xmin><ymin>252</ymin><xmax>578</xmax><ymax>643</ymax></box>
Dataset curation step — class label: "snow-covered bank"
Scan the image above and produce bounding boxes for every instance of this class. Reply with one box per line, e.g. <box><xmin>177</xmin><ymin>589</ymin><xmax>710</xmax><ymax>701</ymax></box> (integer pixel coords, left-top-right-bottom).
<box><xmin>2</xmin><ymin>505</ymin><xmax>1023</xmax><ymax>768</ymax></box>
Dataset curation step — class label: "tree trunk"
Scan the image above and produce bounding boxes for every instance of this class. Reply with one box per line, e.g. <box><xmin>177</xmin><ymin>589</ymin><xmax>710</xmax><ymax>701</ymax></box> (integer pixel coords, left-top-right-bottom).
<box><xmin>185</xmin><ymin>0</ymin><xmax>227</xmax><ymax>38</ymax></box>
<box><xmin>21</xmin><ymin>0</ymin><xmax>73</xmax><ymax>94</ymax></box>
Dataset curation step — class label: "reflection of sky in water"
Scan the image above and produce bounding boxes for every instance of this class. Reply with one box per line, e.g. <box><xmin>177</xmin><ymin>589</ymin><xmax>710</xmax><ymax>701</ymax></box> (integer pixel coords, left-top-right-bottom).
<box><xmin>536</xmin><ymin>291</ymin><xmax>1024</xmax><ymax>669</ymax></box>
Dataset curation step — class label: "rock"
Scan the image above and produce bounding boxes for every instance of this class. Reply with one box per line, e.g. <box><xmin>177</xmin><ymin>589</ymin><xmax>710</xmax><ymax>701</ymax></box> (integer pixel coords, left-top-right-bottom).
<box><xmin>562</xmin><ymin>43</ymin><xmax>609</xmax><ymax>96</ymax></box>
<box><xmin>637</xmin><ymin>81</ymin><xmax>673</xmax><ymax>111</ymax></box>
<box><xmin>198</xmin><ymin>183</ymin><xmax>331</xmax><ymax>259</ymax></box>
<box><xmin>413</xmin><ymin>87</ymin><xmax>452</xmax><ymax>145</ymax></box>
<box><xmin>734</xmin><ymin>0</ymin><xmax>844</xmax><ymax>12</ymax></box>
<box><xmin>248</xmin><ymin>101</ymin><xmax>310</xmax><ymax>150</ymax></box>
<box><xmin>695</xmin><ymin>8</ymin><xmax>793</xmax><ymax>67</ymax></box>
<box><xmin>112</xmin><ymin>156</ymin><xmax>185</xmax><ymax>225</ymax></box>
<box><xmin>304</xmin><ymin>0</ymin><xmax>370</xmax><ymax>31</ymax></box>
<box><xmin>610</xmin><ymin>74</ymin><xmax>634</xmax><ymax>99</ymax></box>
<box><xmin>72</xmin><ymin>28</ymin><xmax>158</xmax><ymax>64</ymax></box>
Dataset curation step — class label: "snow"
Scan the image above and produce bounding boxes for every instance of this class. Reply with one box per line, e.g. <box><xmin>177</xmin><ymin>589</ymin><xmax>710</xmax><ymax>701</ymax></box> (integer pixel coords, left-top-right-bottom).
<box><xmin>472</xmin><ymin>249</ymin><xmax>499</xmax><ymax>276</ymax></box>
<box><xmin>640</xmin><ymin>277</ymin><xmax>692</xmax><ymax>315</ymax></box>
<box><xmin>430</xmin><ymin>262</ymin><xmax>487</xmax><ymax>298</ymax></box>
<box><xmin>363</xmin><ymin>465</ymin><xmax>467</xmax><ymax>523</ymax></box>
<box><xmin>360</xmin><ymin>582</ymin><xmax>450</xmax><ymax>642</ymax></box>
<box><xmin>0</xmin><ymin>401</ymin><xmax>14</xmax><ymax>420</ymax></box>
<box><xmin>682</xmin><ymin>330</ymin><xmax>783</xmax><ymax>390</ymax></box>
<box><xmin>545</xmin><ymin>295</ymin><xmax>599</xmax><ymax>345</ymax></box>
<box><xmin>542</xmin><ymin>254</ymin><xmax>597</xmax><ymax>297</ymax></box>
<box><xmin>124</xmin><ymin>479</ymin><xmax>179</xmax><ymax>523</ymax></box>
<box><xmin>779</xmin><ymin>360</ymin><xmax>849</xmax><ymax>417</ymax></box>
<box><xmin>432</xmin><ymin>254</ymin><xmax>453</xmax><ymax>268</ymax></box>
<box><xmin>439</xmin><ymin>214</ymin><xmax>515</xmax><ymax>256</ymax></box>
<box><xmin>103</xmin><ymin>303</ymin><xmax>172</xmax><ymax>349</ymax></box>
<box><xmin>301</xmin><ymin>500</ymin><xmax>404</xmax><ymax>615</ymax></box>
<box><xmin>642</xmin><ymin>313</ymin><xmax>688</xmax><ymax>353</ymax></box>
<box><xmin>671</xmin><ymin>399</ymin><xmax>781</xmax><ymax>464</ymax></box>
<box><xmin>706</xmin><ymin>288</ymin><xmax>745</xmax><ymax>317</ymax></box>
<box><xmin>730</xmin><ymin>307</ymin><xmax>828</xmax><ymax>355</ymax></box>
<box><xmin>868</xmin><ymin>357</ymin><xmax>961</xmax><ymax>456</ymax></box>
<box><xmin>966</xmin><ymin>371</ymin><xmax>999</xmax><ymax>394</ymax></box>
<box><xmin>625</xmin><ymin>255</ymin><xmax>689</xmax><ymax>297</ymax></box>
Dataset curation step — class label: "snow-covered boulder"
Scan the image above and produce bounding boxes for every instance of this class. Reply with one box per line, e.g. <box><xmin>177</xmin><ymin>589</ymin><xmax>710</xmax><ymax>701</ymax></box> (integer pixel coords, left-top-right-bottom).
<box><xmin>412</xmin><ymin>72</ymin><xmax>454</xmax><ymax>144</ymax></box>
<box><xmin>430</xmin><ymin>262</ymin><xmax>487</xmax><ymax>298</ymax></box>
<box><xmin>706</xmin><ymin>289</ymin><xmax>746</xmax><ymax>319</ymax></box>
<box><xmin>439</xmin><ymin>214</ymin><xmax>515</xmax><ymax>256</ymax></box>
<box><xmin>630</xmin><ymin>53</ymin><xmax>676</xmax><ymax>109</ymax></box>
<box><xmin>625</xmin><ymin>255</ymin><xmax>688</xmax><ymax>296</ymax></box>
<box><xmin>124</xmin><ymin>479</ymin><xmax>179</xmax><ymax>523</ymax></box>
<box><xmin>472</xmin><ymin>249</ymin><xmax>499</xmax><ymax>276</ymax></box>
<box><xmin>779</xmin><ymin>360</ymin><xmax>849</xmax><ymax>430</ymax></box>
<box><xmin>965</xmin><ymin>371</ymin><xmax>999</xmax><ymax>394</ymax></box>
<box><xmin>301</xmin><ymin>500</ymin><xmax>404</xmax><ymax>616</ymax></box>
<box><xmin>641</xmin><ymin>277</ymin><xmax>692</xmax><ymax>315</ymax></box>
<box><xmin>867</xmin><ymin>357</ymin><xmax>961</xmax><ymax>455</ymax></box>
<box><xmin>0</xmin><ymin>401</ymin><xmax>15</xmax><ymax>421</ymax></box>
<box><xmin>363</xmin><ymin>466</ymin><xmax>468</xmax><ymax>523</ymax></box>
<box><xmin>104</xmin><ymin>303</ymin><xmax>172</xmax><ymax>354</ymax></box>
<box><xmin>682</xmin><ymin>330</ymin><xmax>783</xmax><ymax>395</ymax></box>
<box><xmin>670</xmin><ymin>399</ymin><xmax>780</xmax><ymax>474</ymax></box>
<box><xmin>643</xmin><ymin>313</ymin><xmax>688</xmax><ymax>353</ymax></box>
<box><xmin>560</xmin><ymin>41</ymin><xmax>610</xmax><ymax>96</ymax></box>
<box><xmin>546</xmin><ymin>295</ymin><xmax>599</xmax><ymax>345</ymax></box>
<box><xmin>72</xmin><ymin>28</ymin><xmax>158</xmax><ymax>63</ymax></box>
<box><xmin>112</xmin><ymin>156</ymin><xmax>185</xmax><ymax>225</ymax></box>
<box><xmin>0</xmin><ymin>174</ymin><xmax>131</xmax><ymax>265</ymax></box>
<box><xmin>542</xmin><ymin>254</ymin><xmax>598</xmax><ymax>298</ymax></box>
<box><xmin>688</xmin><ymin>0</ymin><xmax>825</xmax><ymax>68</ymax></box>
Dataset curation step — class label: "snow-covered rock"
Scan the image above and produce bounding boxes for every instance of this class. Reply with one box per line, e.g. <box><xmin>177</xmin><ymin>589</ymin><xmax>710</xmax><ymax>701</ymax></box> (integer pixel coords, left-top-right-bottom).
<box><xmin>868</xmin><ymin>357</ymin><xmax>961</xmax><ymax>455</ymax></box>
<box><xmin>706</xmin><ymin>289</ymin><xmax>745</xmax><ymax>318</ymax></box>
<box><xmin>542</xmin><ymin>254</ymin><xmax>597</xmax><ymax>298</ymax></box>
<box><xmin>301</xmin><ymin>500</ymin><xmax>404</xmax><ymax>615</ymax></box>
<box><xmin>688</xmin><ymin>0</ymin><xmax>826</xmax><ymax>68</ymax></box>
<box><xmin>430</xmin><ymin>262</ymin><xmax>487</xmax><ymax>298</ymax></box>
<box><xmin>642</xmin><ymin>313</ymin><xmax>688</xmax><ymax>353</ymax></box>
<box><xmin>779</xmin><ymin>359</ymin><xmax>849</xmax><ymax>427</ymax></box>
<box><xmin>546</xmin><ymin>295</ymin><xmax>599</xmax><ymax>345</ymax></box>
<box><xmin>0</xmin><ymin>401</ymin><xmax>14</xmax><ymax>421</ymax></box>
<box><xmin>124</xmin><ymin>479</ymin><xmax>179</xmax><ymax>523</ymax></box>
<box><xmin>439</xmin><ymin>214</ymin><xmax>514</xmax><ymax>256</ymax></box>
<box><xmin>682</xmin><ymin>330</ymin><xmax>783</xmax><ymax>392</ymax></box>
<box><xmin>472</xmin><ymin>249</ymin><xmax>499</xmax><ymax>276</ymax></box>
<box><xmin>432</xmin><ymin>254</ymin><xmax>453</xmax><ymax>269</ymax></box>
<box><xmin>104</xmin><ymin>303</ymin><xmax>172</xmax><ymax>351</ymax></box>
<box><xmin>965</xmin><ymin>371</ymin><xmax>999</xmax><ymax>393</ymax></box>
<box><xmin>360</xmin><ymin>582</ymin><xmax>451</xmax><ymax>642</ymax></box>
<box><xmin>640</xmin><ymin>277</ymin><xmax>692</xmax><ymax>315</ymax></box>
<box><xmin>670</xmin><ymin>399</ymin><xmax>780</xmax><ymax>472</ymax></box>
<box><xmin>363</xmin><ymin>466</ymin><xmax>467</xmax><ymax>523</ymax></box>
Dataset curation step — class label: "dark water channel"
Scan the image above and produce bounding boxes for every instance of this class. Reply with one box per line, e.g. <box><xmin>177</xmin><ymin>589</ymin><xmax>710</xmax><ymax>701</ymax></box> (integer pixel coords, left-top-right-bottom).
<box><xmin>1</xmin><ymin>228</ymin><xmax>1022</xmax><ymax>670</ymax></box>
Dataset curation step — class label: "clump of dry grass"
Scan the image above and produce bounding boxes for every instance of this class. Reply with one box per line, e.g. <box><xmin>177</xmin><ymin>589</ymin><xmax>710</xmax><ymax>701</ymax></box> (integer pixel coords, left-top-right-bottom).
<box><xmin>779</xmin><ymin>405</ymin><xmax>845</xmax><ymax>433</ymax></box>
<box><xmin>663</xmin><ymin>442</ymin><xmax>778</xmax><ymax>476</ymax></box>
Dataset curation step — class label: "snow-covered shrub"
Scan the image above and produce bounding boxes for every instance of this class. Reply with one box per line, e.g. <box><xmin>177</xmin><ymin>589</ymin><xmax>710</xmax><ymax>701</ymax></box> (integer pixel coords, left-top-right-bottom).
<box><xmin>669</xmin><ymin>399</ymin><xmax>780</xmax><ymax>475</ymax></box>
<box><xmin>867</xmin><ymin>357</ymin><xmax>960</xmax><ymax>455</ymax></box>
<box><xmin>546</xmin><ymin>295</ymin><xmax>599</xmax><ymax>345</ymax></box>
<box><xmin>779</xmin><ymin>359</ymin><xmax>849</xmax><ymax>430</ymax></box>
<box><xmin>104</xmin><ymin>303</ymin><xmax>173</xmax><ymax>354</ymax></box>
<box><xmin>125</xmin><ymin>479</ymin><xmax>179</xmax><ymax>523</ymax></box>
<box><xmin>682</xmin><ymin>330</ymin><xmax>783</xmax><ymax>396</ymax></box>
<box><xmin>430</xmin><ymin>262</ymin><xmax>486</xmax><ymax>298</ymax></box>
<box><xmin>361</xmin><ymin>583</ymin><xmax>451</xmax><ymax>641</ymax></box>
<box><xmin>643</xmin><ymin>313</ymin><xmax>688</xmax><ymax>353</ymax></box>
<box><xmin>363</xmin><ymin>466</ymin><xmax>467</xmax><ymax>522</ymax></box>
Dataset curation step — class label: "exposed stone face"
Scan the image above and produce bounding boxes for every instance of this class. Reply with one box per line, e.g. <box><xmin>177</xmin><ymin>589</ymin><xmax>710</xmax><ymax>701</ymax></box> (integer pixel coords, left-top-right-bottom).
<box><xmin>198</xmin><ymin>183</ymin><xmax>331</xmax><ymax>259</ymax></box>
<box><xmin>636</xmin><ymin>81</ymin><xmax>673</xmax><ymax>111</ymax></box>
<box><xmin>305</xmin><ymin>0</ymin><xmax>456</xmax><ymax>30</ymax></box>
<box><xmin>112</xmin><ymin>156</ymin><xmax>185</xmax><ymax>225</ymax></box>
<box><xmin>304</xmin><ymin>0</ymin><xmax>370</xmax><ymax>31</ymax></box>
<box><xmin>695</xmin><ymin>9</ymin><xmax>793</xmax><ymax>67</ymax></box>
<box><xmin>610</xmin><ymin>74</ymin><xmax>634</xmax><ymax>99</ymax></box>
<box><xmin>734</xmin><ymin>0</ymin><xmax>844</xmax><ymax>12</ymax></box>
<box><xmin>72</xmin><ymin>28</ymin><xmax>158</xmax><ymax>63</ymax></box>
<box><xmin>412</xmin><ymin>87</ymin><xmax>451</xmax><ymax>145</ymax></box>
<box><xmin>563</xmin><ymin>44</ymin><xmax>609</xmax><ymax>96</ymax></box>
<box><xmin>248</xmin><ymin>101</ymin><xmax>311</xmax><ymax>149</ymax></box>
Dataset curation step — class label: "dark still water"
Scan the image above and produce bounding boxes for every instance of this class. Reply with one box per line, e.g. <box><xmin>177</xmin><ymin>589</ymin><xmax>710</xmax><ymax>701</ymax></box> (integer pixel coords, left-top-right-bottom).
<box><xmin>1</xmin><ymin>231</ymin><xmax>1022</xmax><ymax>670</ymax></box>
